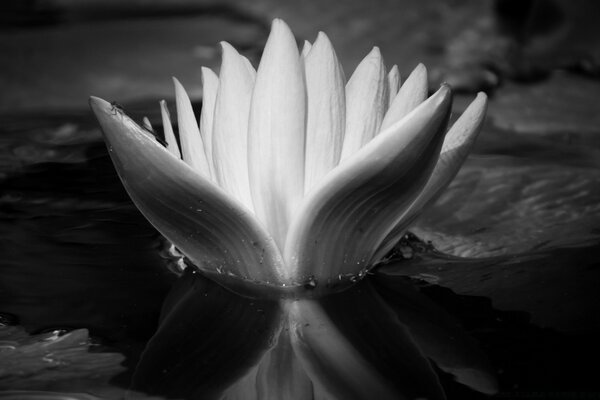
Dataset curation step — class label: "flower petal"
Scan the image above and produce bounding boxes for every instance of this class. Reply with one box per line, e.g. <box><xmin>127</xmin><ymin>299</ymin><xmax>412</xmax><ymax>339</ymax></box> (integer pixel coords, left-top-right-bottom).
<box><xmin>132</xmin><ymin>269</ymin><xmax>282</xmax><ymax>399</ymax></box>
<box><xmin>340</xmin><ymin>47</ymin><xmax>388</xmax><ymax>160</ymax></box>
<box><xmin>372</xmin><ymin>273</ymin><xmax>498</xmax><ymax>395</ymax></box>
<box><xmin>301</xmin><ymin>40</ymin><xmax>312</xmax><ymax>58</ymax></box>
<box><xmin>212</xmin><ymin>42</ymin><xmax>255</xmax><ymax>210</ymax></box>
<box><xmin>284</xmin><ymin>86</ymin><xmax>452</xmax><ymax>288</ymax></box>
<box><xmin>199</xmin><ymin>67</ymin><xmax>219</xmax><ymax>177</ymax></box>
<box><xmin>89</xmin><ymin>96</ymin><xmax>286</xmax><ymax>286</ymax></box>
<box><xmin>248</xmin><ymin>19</ymin><xmax>307</xmax><ymax>252</ymax></box>
<box><xmin>303</xmin><ymin>32</ymin><xmax>346</xmax><ymax>192</ymax></box>
<box><xmin>288</xmin><ymin>283</ymin><xmax>446</xmax><ymax>400</ymax></box>
<box><xmin>159</xmin><ymin>99</ymin><xmax>181</xmax><ymax>158</ymax></box>
<box><xmin>142</xmin><ymin>116</ymin><xmax>154</xmax><ymax>132</ymax></box>
<box><xmin>373</xmin><ymin>93</ymin><xmax>488</xmax><ymax>261</ymax></box>
<box><xmin>173</xmin><ymin>77</ymin><xmax>211</xmax><ymax>179</ymax></box>
<box><xmin>380</xmin><ymin>63</ymin><xmax>428</xmax><ymax>131</ymax></box>
<box><xmin>387</xmin><ymin>64</ymin><xmax>400</xmax><ymax>108</ymax></box>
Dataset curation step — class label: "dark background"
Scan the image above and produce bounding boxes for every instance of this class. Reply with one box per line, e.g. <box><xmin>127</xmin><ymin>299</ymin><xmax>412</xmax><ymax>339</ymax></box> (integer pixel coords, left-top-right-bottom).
<box><xmin>1</xmin><ymin>0</ymin><xmax>599</xmax><ymax>399</ymax></box>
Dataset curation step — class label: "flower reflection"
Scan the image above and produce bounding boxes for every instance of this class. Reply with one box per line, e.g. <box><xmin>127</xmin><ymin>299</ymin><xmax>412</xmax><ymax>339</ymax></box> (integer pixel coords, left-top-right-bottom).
<box><xmin>90</xmin><ymin>19</ymin><xmax>495</xmax><ymax>399</ymax></box>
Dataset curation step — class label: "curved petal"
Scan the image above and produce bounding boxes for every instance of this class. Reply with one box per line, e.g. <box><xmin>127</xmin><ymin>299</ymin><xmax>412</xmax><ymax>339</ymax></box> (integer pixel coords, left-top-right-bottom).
<box><xmin>173</xmin><ymin>77</ymin><xmax>212</xmax><ymax>179</ymax></box>
<box><xmin>373</xmin><ymin>93</ymin><xmax>488</xmax><ymax>262</ymax></box>
<box><xmin>303</xmin><ymin>32</ymin><xmax>346</xmax><ymax>192</ymax></box>
<box><xmin>199</xmin><ymin>67</ymin><xmax>219</xmax><ymax>177</ymax></box>
<box><xmin>248</xmin><ymin>19</ymin><xmax>307</xmax><ymax>252</ymax></box>
<box><xmin>340</xmin><ymin>47</ymin><xmax>388</xmax><ymax>160</ymax></box>
<box><xmin>89</xmin><ymin>96</ymin><xmax>286</xmax><ymax>286</ymax></box>
<box><xmin>371</xmin><ymin>273</ymin><xmax>498</xmax><ymax>395</ymax></box>
<box><xmin>212</xmin><ymin>42</ymin><xmax>255</xmax><ymax>210</ymax></box>
<box><xmin>380</xmin><ymin>63</ymin><xmax>428</xmax><ymax>131</ymax></box>
<box><xmin>284</xmin><ymin>86</ymin><xmax>452</xmax><ymax>288</ymax></box>
<box><xmin>287</xmin><ymin>283</ymin><xmax>446</xmax><ymax>400</ymax></box>
<box><xmin>132</xmin><ymin>269</ymin><xmax>282</xmax><ymax>399</ymax></box>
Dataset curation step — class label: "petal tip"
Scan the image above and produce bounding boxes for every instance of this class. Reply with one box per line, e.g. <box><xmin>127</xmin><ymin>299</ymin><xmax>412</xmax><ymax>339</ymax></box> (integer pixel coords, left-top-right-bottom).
<box><xmin>409</xmin><ymin>63</ymin><xmax>428</xmax><ymax>81</ymax></box>
<box><xmin>88</xmin><ymin>96</ymin><xmax>110</xmax><ymax>114</ymax></box>
<box><xmin>172</xmin><ymin>76</ymin><xmax>184</xmax><ymax>90</ymax></box>
<box><xmin>369</xmin><ymin>46</ymin><xmax>381</xmax><ymax>57</ymax></box>
<box><xmin>271</xmin><ymin>18</ymin><xmax>292</xmax><ymax>35</ymax></box>
<box><xmin>219</xmin><ymin>41</ymin><xmax>236</xmax><ymax>55</ymax></box>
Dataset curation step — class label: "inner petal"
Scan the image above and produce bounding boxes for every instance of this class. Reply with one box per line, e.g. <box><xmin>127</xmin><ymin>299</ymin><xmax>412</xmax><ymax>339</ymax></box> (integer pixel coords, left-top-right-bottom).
<box><xmin>173</xmin><ymin>77</ymin><xmax>212</xmax><ymax>179</ymax></box>
<box><xmin>340</xmin><ymin>47</ymin><xmax>388</xmax><ymax>161</ymax></box>
<box><xmin>212</xmin><ymin>42</ymin><xmax>256</xmax><ymax>211</ymax></box>
<box><xmin>303</xmin><ymin>32</ymin><xmax>346</xmax><ymax>192</ymax></box>
<box><xmin>247</xmin><ymin>19</ymin><xmax>307</xmax><ymax>253</ymax></box>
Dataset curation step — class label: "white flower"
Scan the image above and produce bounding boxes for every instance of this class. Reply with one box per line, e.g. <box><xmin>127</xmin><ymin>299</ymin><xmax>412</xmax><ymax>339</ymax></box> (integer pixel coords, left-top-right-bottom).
<box><xmin>89</xmin><ymin>19</ymin><xmax>487</xmax><ymax>298</ymax></box>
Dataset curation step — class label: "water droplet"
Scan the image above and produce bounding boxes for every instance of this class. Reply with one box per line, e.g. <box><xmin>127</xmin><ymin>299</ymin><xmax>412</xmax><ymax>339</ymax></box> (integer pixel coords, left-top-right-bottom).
<box><xmin>303</xmin><ymin>275</ymin><xmax>317</xmax><ymax>290</ymax></box>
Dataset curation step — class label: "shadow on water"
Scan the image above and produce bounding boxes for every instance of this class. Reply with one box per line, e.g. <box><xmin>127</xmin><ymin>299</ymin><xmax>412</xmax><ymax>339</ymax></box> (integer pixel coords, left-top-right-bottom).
<box><xmin>418</xmin><ymin>282</ymin><xmax>600</xmax><ymax>399</ymax></box>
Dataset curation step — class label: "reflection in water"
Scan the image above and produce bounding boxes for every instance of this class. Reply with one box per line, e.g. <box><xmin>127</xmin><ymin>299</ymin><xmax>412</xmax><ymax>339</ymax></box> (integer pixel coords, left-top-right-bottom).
<box><xmin>132</xmin><ymin>268</ymin><xmax>494</xmax><ymax>399</ymax></box>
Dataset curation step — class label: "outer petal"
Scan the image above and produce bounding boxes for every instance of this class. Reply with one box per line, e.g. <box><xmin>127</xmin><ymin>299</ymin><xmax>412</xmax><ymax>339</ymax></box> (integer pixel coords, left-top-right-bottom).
<box><xmin>248</xmin><ymin>19</ymin><xmax>307</xmax><ymax>252</ymax></box>
<box><xmin>340</xmin><ymin>47</ymin><xmax>388</xmax><ymax>160</ymax></box>
<box><xmin>284</xmin><ymin>86</ymin><xmax>452</xmax><ymax>289</ymax></box>
<box><xmin>373</xmin><ymin>93</ymin><xmax>488</xmax><ymax>262</ymax></box>
<box><xmin>173</xmin><ymin>77</ymin><xmax>211</xmax><ymax>179</ymax></box>
<box><xmin>212</xmin><ymin>42</ymin><xmax>255</xmax><ymax>210</ymax></box>
<box><xmin>89</xmin><ymin>96</ymin><xmax>286</xmax><ymax>287</ymax></box>
<box><xmin>132</xmin><ymin>269</ymin><xmax>282</xmax><ymax>399</ymax></box>
<box><xmin>303</xmin><ymin>32</ymin><xmax>346</xmax><ymax>191</ymax></box>
<box><xmin>288</xmin><ymin>283</ymin><xmax>446</xmax><ymax>400</ymax></box>
<box><xmin>199</xmin><ymin>67</ymin><xmax>219</xmax><ymax>177</ymax></box>
<box><xmin>380</xmin><ymin>63</ymin><xmax>428</xmax><ymax>131</ymax></box>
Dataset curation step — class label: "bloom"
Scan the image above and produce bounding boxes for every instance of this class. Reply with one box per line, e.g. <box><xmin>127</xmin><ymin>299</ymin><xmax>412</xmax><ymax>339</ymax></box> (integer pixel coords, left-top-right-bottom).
<box><xmin>89</xmin><ymin>19</ymin><xmax>487</xmax><ymax>299</ymax></box>
<box><xmin>90</xmin><ymin>19</ymin><xmax>495</xmax><ymax>399</ymax></box>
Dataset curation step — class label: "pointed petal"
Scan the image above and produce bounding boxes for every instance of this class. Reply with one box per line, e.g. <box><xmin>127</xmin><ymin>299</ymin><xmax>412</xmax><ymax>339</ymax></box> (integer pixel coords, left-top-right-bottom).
<box><xmin>200</xmin><ymin>67</ymin><xmax>219</xmax><ymax>177</ymax></box>
<box><xmin>373</xmin><ymin>93</ymin><xmax>488</xmax><ymax>261</ymax></box>
<box><xmin>380</xmin><ymin>63</ymin><xmax>428</xmax><ymax>131</ymax></box>
<box><xmin>89</xmin><ymin>96</ymin><xmax>285</xmax><ymax>286</ymax></box>
<box><xmin>301</xmin><ymin>40</ymin><xmax>312</xmax><ymax>58</ymax></box>
<box><xmin>160</xmin><ymin>100</ymin><xmax>181</xmax><ymax>158</ymax></box>
<box><xmin>212</xmin><ymin>42</ymin><xmax>255</xmax><ymax>210</ymax></box>
<box><xmin>142</xmin><ymin>116</ymin><xmax>154</xmax><ymax>132</ymax></box>
<box><xmin>133</xmin><ymin>269</ymin><xmax>282</xmax><ymax>399</ymax></box>
<box><xmin>284</xmin><ymin>86</ymin><xmax>452</xmax><ymax>287</ymax></box>
<box><xmin>303</xmin><ymin>32</ymin><xmax>346</xmax><ymax>192</ymax></box>
<box><xmin>387</xmin><ymin>64</ymin><xmax>400</xmax><ymax>108</ymax></box>
<box><xmin>340</xmin><ymin>47</ymin><xmax>388</xmax><ymax>160</ymax></box>
<box><xmin>248</xmin><ymin>19</ymin><xmax>307</xmax><ymax>252</ymax></box>
<box><xmin>173</xmin><ymin>77</ymin><xmax>211</xmax><ymax>178</ymax></box>
<box><xmin>288</xmin><ymin>283</ymin><xmax>446</xmax><ymax>400</ymax></box>
<box><xmin>372</xmin><ymin>273</ymin><xmax>498</xmax><ymax>395</ymax></box>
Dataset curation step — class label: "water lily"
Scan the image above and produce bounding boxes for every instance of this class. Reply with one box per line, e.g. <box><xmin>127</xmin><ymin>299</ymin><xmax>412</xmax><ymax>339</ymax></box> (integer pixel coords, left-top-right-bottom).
<box><xmin>90</xmin><ymin>19</ymin><xmax>495</xmax><ymax>400</ymax></box>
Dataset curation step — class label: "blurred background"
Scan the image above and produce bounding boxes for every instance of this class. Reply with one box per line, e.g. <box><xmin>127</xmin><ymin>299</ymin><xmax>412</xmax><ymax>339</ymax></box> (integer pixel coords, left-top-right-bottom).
<box><xmin>1</xmin><ymin>0</ymin><xmax>600</xmax><ymax>399</ymax></box>
<box><xmin>1</xmin><ymin>0</ymin><xmax>600</xmax><ymax>112</ymax></box>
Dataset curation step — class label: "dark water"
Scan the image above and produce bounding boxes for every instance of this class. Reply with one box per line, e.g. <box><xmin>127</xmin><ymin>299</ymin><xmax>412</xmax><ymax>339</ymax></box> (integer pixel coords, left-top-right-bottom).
<box><xmin>0</xmin><ymin>104</ymin><xmax>599</xmax><ymax>399</ymax></box>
